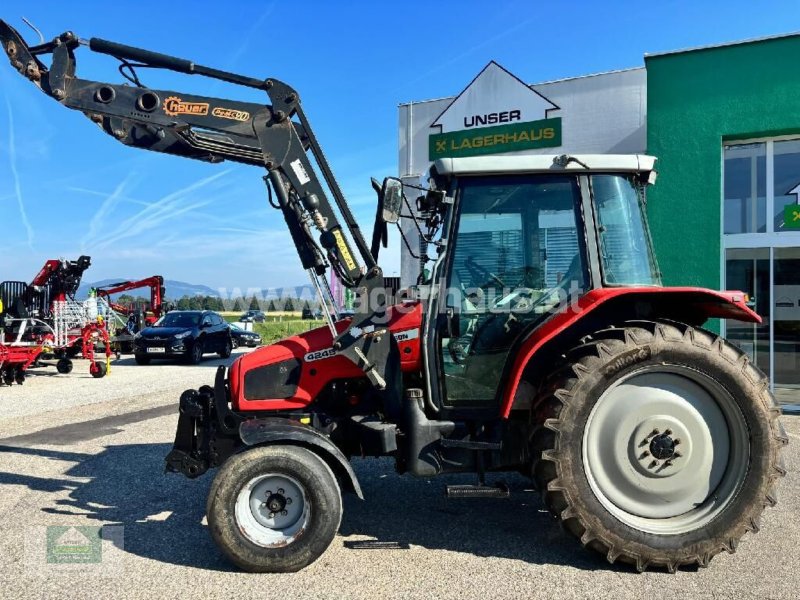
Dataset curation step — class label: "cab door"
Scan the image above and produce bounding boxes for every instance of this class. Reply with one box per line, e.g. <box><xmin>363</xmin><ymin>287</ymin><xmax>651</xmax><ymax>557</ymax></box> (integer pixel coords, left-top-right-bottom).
<box><xmin>433</xmin><ymin>174</ymin><xmax>588</xmax><ymax>410</ymax></box>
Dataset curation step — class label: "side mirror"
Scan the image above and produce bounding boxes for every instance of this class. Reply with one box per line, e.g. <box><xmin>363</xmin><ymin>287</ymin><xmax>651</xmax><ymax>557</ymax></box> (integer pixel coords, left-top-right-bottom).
<box><xmin>380</xmin><ymin>177</ymin><xmax>403</xmax><ymax>224</ymax></box>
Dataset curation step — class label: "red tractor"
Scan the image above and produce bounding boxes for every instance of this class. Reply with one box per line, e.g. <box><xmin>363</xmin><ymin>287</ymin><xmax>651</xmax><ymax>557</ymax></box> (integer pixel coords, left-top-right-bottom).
<box><xmin>1</xmin><ymin>21</ymin><xmax>786</xmax><ymax>573</ymax></box>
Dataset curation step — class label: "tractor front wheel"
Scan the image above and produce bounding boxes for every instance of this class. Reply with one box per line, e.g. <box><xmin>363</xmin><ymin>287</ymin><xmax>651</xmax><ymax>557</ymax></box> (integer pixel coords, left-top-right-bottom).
<box><xmin>207</xmin><ymin>445</ymin><xmax>342</xmax><ymax>572</ymax></box>
<box><xmin>531</xmin><ymin>320</ymin><xmax>787</xmax><ymax>572</ymax></box>
<box><xmin>56</xmin><ymin>358</ymin><xmax>73</xmax><ymax>374</ymax></box>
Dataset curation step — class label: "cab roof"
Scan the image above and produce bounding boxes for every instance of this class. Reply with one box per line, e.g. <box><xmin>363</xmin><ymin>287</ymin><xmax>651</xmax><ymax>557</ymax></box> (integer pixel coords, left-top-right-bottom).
<box><xmin>432</xmin><ymin>154</ymin><xmax>656</xmax><ymax>176</ymax></box>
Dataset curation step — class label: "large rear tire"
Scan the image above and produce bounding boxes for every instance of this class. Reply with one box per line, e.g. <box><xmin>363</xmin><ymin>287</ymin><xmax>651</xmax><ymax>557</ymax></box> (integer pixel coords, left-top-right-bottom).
<box><xmin>531</xmin><ymin>320</ymin><xmax>787</xmax><ymax>572</ymax></box>
<box><xmin>207</xmin><ymin>445</ymin><xmax>342</xmax><ymax>572</ymax></box>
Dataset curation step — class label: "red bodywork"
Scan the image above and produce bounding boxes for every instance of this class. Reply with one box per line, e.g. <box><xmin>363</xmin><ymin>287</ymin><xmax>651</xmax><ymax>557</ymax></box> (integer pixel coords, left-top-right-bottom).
<box><xmin>229</xmin><ymin>288</ymin><xmax>758</xmax><ymax>417</ymax></box>
<box><xmin>95</xmin><ymin>276</ymin><xmax>165</xmax><ymax>324</ymax></box>
<box><xmin>30</xmin><ymin>259</ymin><xmax>63</xmax><ymax>291</ymax></box>
<box><xmin>231</xmin><ymin>302</ymin><xmax>422</xmax><ymax>411</ymax></box>
<box><xmin>500</xmin><ymin>287</ymin><xmax>760</xmax><ymax>417</ymax></box>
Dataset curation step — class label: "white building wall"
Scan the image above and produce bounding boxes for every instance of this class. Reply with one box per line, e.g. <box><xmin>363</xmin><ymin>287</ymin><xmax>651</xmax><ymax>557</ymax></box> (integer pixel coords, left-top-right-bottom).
<box><xmin>397</xmin><ymin>67</ymin><xmax>647</xmax><ymax>287</ymax></box>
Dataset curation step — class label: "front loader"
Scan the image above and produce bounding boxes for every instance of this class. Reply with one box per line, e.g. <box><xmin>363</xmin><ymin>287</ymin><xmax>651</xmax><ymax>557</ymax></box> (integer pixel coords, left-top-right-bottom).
<box><xmin>0</xmin><ymin>19</ymin><xmax>786</xmax><ymax>573</ymax></box>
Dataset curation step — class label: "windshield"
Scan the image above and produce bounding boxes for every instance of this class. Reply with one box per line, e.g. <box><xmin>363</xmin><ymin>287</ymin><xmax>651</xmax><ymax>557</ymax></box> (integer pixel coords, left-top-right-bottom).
<box><xmin>155</xmin><ymin>312</ymin><xmax>201</xmax><ymax>328</ymax></box>
<box><xmin>593</xmin><ymin>175</ymin><xmax>661</xmax><ymax>286</ymax></box>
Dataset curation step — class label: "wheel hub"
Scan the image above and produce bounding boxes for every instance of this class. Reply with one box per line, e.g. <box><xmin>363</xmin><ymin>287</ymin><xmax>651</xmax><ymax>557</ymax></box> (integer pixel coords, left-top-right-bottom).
<box><xmin>265</xmin><ymin>492</ymin><xmax>287</xmax><ymax>514</ymax></box>
<box><xmin>629</xmin><ymin>418</ymin><xmax>693</xmax><ymax>478</ymax></box>
<box><xmin>235</xmin><ymin>474</ymin><xmax>309</xmax><ymax>547</ymax></box>
<box><xmin>649</xmin><ymin>432</ymin><xmax>676</xmax><ymax>460</ymax></box>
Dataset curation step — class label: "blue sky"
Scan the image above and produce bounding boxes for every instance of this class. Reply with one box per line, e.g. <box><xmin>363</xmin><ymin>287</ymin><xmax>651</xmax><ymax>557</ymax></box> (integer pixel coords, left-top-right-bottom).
<box><xmin>1</xmin><ymin>1</ymin><xmax>799</xmax><ymax>290</ymax></box>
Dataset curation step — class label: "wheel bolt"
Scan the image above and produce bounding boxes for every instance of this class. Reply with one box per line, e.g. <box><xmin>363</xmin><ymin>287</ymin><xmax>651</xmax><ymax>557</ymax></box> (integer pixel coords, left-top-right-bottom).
<box><xmin>650</xmin><ymin>428</ymin><xmax>660</xmax><ymax>437</ymax></box>
<box><xmin>664</xmin><ymin>460</ymin><xmax>673</xmax><ymax>468</ymax></box>
<box><xmin>648</xmin><ymin>460</ymin><xmax>658</xmax><ymax>469</ymax></box>
<box><xmin>664</xmin><ymin>429</ymin><xmax>672</xmax><ymax>436</ymax></box>
<box><xmin>278</xmin><ymin>488</ymin><xmax>285</xmax><ymax>495</ymax></box>
<box><xmin>281</xmin><ymin>510</ymin><xmax>288</xmax><ymax>516</ymax></box>
<box><xmin>286</xmin><ymin>498</ymin><xmax>293</xmax><ymax>505</ymax></box>
<box><xmin>673</xmin><ymin>452</ymin><xmax>682</xmax><ymax>459</ymax></box>
<box><xmin>674</xmin><ymin>439</ymin><xmax>681</xmax><ymax>445</ymax></box>
<box><xmin>639</xmin><ymin>451</ymin><xmax>650</xmax><ymax>459</ymax></box>
<box><xmin>266</xmin><ymin>490</ymin><xmax>272</xmax><ymax>496</ymax></box>
<box><xmin>269</xmin><ymin>512</ymin><xmax>275</xmax><ymax>518</ymax></box>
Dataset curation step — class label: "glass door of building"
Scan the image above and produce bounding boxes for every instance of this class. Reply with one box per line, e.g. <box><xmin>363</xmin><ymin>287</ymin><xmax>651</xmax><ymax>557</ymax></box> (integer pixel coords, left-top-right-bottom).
<box><xmin>773</xmin><ymin>247</ymin><xmax>800</xmax><ymax>393</ymax></box>
<box><xmin>724</xmin><ymin>248</ymin><xmax>771</xmax><ymax>376</ymax></box>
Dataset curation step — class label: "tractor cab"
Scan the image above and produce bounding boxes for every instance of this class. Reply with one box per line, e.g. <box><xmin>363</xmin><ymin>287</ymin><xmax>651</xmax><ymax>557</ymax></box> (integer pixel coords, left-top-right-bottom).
<box><xmin>415</xmin><ymin>155</ymin><xmax>660</xmax><ymax>413</ymax></box>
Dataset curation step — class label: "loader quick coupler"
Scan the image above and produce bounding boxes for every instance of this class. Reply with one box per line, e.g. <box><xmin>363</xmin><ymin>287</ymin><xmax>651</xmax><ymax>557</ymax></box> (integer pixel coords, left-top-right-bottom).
<box><xmin>166</xmin><ymin>366</ymin><xmax>241</xmax><ymax>478</ymax></box>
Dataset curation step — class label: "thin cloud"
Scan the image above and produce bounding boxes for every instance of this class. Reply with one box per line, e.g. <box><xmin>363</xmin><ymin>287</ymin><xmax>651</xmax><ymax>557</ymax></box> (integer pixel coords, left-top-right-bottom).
<box><xmin>90</xmin><ymin>170</ymin><xmax>230</xmax><ymax>250</ymax></box>
<box><xmin>81</xmin><ymin>174</ymin><xmax>138</xmax><ymax>252</ymax></box>
<box><xmin>4</xmin><ymin>93</ymin><xmax>34</xmax><ymax>250</ymax></box>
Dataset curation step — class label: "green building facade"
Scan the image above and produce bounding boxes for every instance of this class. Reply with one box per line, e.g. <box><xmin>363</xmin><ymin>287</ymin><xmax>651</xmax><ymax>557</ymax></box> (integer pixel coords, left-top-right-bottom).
<box><xmin>646</xmin><ymin>34</ymin><xmax>800</xmax><ymax>400</ymax></box>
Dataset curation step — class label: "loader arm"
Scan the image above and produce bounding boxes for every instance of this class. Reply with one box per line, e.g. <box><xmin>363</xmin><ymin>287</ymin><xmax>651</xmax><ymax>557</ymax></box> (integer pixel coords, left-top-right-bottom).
<box><xmin>0</xmin><ymin>20</ymin><xmax>395</xmax><ymax>391</ymax></box>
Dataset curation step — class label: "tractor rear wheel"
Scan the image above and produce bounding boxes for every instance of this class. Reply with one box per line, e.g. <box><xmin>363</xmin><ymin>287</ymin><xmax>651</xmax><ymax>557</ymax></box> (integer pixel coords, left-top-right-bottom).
<box><xmin>207</xmin><ymin>445</ymin><xmax>342</xmax><ymax>572</ymax></box>
<box><xmin>531</xmin><ymin>320</ymin><xmax>787</xmax><ymax>572</ymax></box>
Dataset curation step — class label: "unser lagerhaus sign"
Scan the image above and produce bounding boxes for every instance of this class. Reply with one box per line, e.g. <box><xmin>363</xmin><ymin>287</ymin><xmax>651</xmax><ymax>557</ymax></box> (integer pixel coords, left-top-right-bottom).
<box><xmin>428</xmin><ymin>61</ymin><xmax>562</xmax><ymax>160</ymax></box>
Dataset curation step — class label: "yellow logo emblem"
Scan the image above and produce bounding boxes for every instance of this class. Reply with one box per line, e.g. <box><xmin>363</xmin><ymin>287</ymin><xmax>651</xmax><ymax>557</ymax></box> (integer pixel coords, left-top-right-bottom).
<box><xmin>163</xmin><ymin>96</ymin><xmax>209</xmax><ymax>117</ymax></box>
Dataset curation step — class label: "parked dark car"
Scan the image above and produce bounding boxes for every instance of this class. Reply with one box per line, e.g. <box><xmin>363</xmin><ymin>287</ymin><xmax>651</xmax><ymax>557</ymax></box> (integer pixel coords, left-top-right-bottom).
<box><xmin>240</xmin><ymin>309</ymin><xmax>266</xmax><ymax>323</ymax></box>
<box><xmin>134</xmin><ymin>310</ymin><xmax>231</xmax><ymax>365</ymax></box>
<box><xmin>230</xmin><ymin>323</ymin><xmax>262</xmax><ymax>348</ymax></box>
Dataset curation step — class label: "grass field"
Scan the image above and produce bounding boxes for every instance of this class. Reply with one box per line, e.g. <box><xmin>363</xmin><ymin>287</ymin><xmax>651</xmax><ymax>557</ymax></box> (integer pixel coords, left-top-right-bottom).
<box><xmin>220</xmin><ymin>311</ymin><xmax>303</xmax><ymax>323</ymax></box>
<box><xmin>219</xmin><ymin>312</ymin><xmax>323</xmax><ymax>344</ymax></box>
<box><xmin>252</xmin><ymin>320</ymin><xmax>324</xmax><ymax>344</ymax></box>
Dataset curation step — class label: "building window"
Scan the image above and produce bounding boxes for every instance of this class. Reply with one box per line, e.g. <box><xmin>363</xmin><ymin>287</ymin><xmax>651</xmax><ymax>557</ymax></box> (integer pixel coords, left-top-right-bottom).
<box><xmin>724</xmin><ymin>143</ymin><xmax>766</xmax><ymax>234</ymax></box>
<box><xmin>774</xmin><ymin>139</ymin><xmax>800</xmax><ymax>232</ymax></box>
<box><xmin>723</xmin><ymin>137</ymin><xmax>800</xmax><ymax>404</ymax></box>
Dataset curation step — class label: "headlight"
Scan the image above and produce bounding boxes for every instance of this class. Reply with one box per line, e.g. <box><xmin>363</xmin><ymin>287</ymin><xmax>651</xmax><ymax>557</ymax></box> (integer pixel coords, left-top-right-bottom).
<box><xmin>174</xmin><ymin>330</ymin><xmax>191</xmax><ymax>339</ymax></box>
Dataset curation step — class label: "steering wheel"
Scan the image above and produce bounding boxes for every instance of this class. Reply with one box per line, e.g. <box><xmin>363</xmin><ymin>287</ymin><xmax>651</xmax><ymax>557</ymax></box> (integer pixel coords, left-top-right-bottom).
<box><xmin>465</xmin><ymin>256</ymin><xmax>505</xmax><ymax>289</ymax></box>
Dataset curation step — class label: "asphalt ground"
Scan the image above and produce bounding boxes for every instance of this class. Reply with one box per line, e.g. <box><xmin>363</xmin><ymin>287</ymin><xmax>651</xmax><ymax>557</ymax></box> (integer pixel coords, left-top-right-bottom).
<box><xmin>0</xmin><ymin>351</ymin><xmax>797</xmax><ymax>599</ymax></box>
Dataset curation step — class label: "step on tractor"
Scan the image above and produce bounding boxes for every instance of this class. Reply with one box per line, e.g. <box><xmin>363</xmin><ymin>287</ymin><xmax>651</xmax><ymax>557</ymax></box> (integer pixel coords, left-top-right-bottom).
<box><xmin>1</xmin><ymin>255</ymin><xmax>111</xmax><ymax>382</ymax></box>
<box><xmin>0</xmin><ymin>20</ymin><xmax>786</xmax><ymax>573</ymax></box>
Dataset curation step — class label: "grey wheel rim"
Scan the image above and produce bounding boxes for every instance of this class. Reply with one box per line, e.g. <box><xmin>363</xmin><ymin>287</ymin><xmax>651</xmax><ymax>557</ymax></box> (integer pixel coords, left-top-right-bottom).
<box><xmin>582</xmin><ymin>364</ymin><xmax>750</xmax><ymax>535</ymax></box>
<box><xmin>234</xmin><ymin>474</ymin><xmax>310</xmax><ymax>547</ymax></box>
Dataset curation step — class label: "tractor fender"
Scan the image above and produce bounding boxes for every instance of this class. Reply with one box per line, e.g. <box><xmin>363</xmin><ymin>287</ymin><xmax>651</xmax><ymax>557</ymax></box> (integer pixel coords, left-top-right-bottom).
<box><xmin>500</xmin><ymin>287</ymin><xmax>759</xmax><ymax>418</ymax></box>
<box><xmin>239</xmin><ymin>417</ymin><xmax>363</xmax><ymax>499</ymax></box>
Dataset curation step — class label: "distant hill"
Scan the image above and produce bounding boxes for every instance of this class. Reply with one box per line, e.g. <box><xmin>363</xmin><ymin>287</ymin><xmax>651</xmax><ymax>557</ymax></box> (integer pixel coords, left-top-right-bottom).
<box><xmin>77</xmin><ymin>279</ymin><xmax>221</xmax><ymax>300</ymax></box>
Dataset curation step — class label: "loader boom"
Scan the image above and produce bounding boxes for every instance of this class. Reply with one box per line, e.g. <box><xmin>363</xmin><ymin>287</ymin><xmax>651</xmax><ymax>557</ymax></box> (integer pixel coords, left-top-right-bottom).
<box><xmin>0</xmin><ymin>20</ymin><xmax>396</xmax><ymax>391</ymax></box>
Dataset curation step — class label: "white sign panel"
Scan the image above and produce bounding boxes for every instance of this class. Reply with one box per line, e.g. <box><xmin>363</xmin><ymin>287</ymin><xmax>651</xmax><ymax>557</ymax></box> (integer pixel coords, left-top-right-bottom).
<box><xmin>430</xmin><ymin>61</ymin><xmax>559</xmax><ymax>134</ymax></box>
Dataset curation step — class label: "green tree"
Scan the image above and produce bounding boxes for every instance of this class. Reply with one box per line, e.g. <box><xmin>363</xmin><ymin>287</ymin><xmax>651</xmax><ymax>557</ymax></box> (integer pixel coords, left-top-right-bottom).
<box><xmin>232</xmin><ymin>298</ymin><xmax>243</xmax><ymax>312</ymax></box>
<box><xmin>267</xmin><ymin>299</ymin><xmax>277</xmax><ymax>312</ymax></box>
<box><xmin>283</xmin><ymin>297</ymin><xmax>294</xmax><ymax>312</ymax></box>
<box><xmin>249</xmin><ymin>296</ymin><xmax>261</xmax><ymax>311</ymax></box>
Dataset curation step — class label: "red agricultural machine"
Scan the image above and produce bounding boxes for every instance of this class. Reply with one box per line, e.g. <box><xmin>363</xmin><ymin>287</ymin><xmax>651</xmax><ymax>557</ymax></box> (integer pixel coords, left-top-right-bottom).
<box><xmin>94</xmin><ymin>276</ymin><xmax>166</xmax><ymax>355</ymax></box>
<box><xmin>0</xmin><ymin>19</ymin><xmax>786</xmax><ymax>574</ymax></box>
<box><xmin>0</xmin><ymin>255</ymin><xmax>111</xmax><ymax>383</ymax></box>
